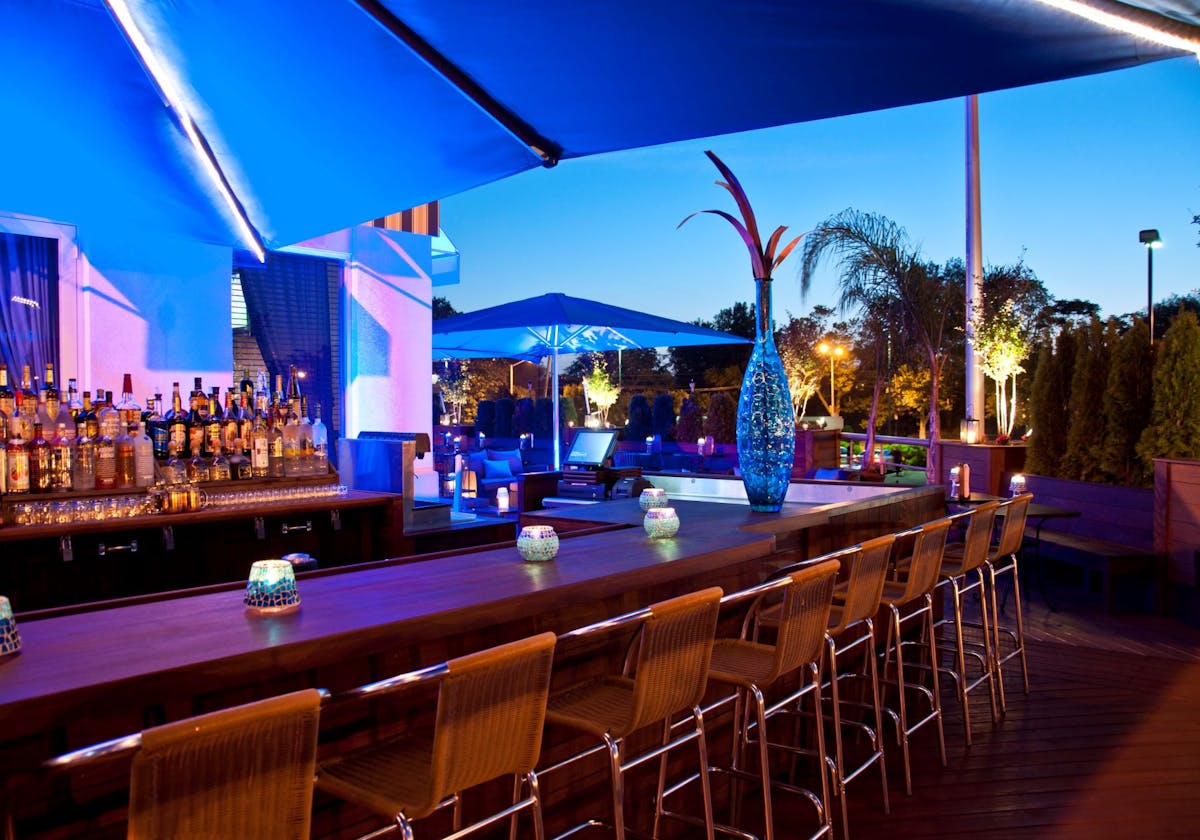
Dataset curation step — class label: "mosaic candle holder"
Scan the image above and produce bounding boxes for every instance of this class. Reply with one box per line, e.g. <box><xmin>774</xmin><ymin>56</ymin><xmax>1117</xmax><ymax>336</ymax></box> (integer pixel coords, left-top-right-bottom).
<box><xmin>639</xmin><ymin>488</ymin><xmax>668</xmax><ymax>512</ymax></box>
<box><xmin>1009</xmin><ymin>473</ymin><xmax>1027</xmax><ymax>498</ymax></box>
<box><xmin>244</xmin><ymin>560</ymin><xmax>301</xmax><ymax>613</ymax></box>
<box><xmin>644</xmin><ymin>507</ymin><xmax>680</xmax><ymax>539</ymax></box>
<box><xmin>0</xmin><ymin>596</ymin><xmax>22</xmax><ymax>657</ymax></box>
<box><xmin>517</xmin><ymin>525</ymin><xmax>559</xmax><ymax>563</ymax></box>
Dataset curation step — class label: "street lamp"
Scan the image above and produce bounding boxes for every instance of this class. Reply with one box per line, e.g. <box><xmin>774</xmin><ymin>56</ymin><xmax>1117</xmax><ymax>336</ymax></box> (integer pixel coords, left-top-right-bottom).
<box><xmin>817</xmin><ymin>342</ymin><xmax>846</xmax><ymax>416</ymax></box>
<box><xmin>1139</xmin><ymin>228</ymin><xmax>1162</xmax><ymax>345</ymax></box>
<box><xmin>509</xmin><ymin>359</ymin><xmax>537</xmax><ymax>395</ymax></box>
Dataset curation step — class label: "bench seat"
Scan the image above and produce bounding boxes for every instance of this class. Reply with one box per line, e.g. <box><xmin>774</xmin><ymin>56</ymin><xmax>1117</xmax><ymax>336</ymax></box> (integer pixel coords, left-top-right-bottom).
<box><xmin>1030</xmin><ymin>529</ymin><xmax>1162</xmax><ymax>614</ymax></box>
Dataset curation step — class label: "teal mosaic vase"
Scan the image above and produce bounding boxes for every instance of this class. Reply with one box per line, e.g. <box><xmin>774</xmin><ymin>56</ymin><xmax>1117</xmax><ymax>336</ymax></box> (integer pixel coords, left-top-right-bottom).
<box><xmin>736</xmin><ymin>278</ymin><xmax>795</xmax><ymax>512</ymax></box>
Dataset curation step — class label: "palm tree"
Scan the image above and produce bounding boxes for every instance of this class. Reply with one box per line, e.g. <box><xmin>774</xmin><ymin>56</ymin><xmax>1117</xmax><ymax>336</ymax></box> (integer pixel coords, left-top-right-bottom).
<box><xmin>800</xmin><ymin>209</ymin><xmax>958</xmax><ymax>483</ymax></box>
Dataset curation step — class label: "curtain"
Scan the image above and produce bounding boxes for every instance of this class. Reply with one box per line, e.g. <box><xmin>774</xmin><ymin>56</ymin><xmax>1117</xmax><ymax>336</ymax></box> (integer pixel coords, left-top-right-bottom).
<box><xmin>0</xmin><ymin>233</ymin><xmax>59</xmax><ymax>386</ymax></box>
<box><xmin>238</xmin><ymin>251</ymin><xmax>338</xmax><ymax>460</ymax></box>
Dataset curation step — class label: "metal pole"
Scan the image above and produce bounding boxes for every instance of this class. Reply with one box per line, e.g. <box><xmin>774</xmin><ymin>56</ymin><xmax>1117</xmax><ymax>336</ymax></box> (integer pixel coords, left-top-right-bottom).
<box><xmin>1148</xmin><ymin>246</ymin><xmax>1155</xmax><ymax>344</ymax></box>
<box><xmin>551</xmin><ymin>348</ymin><xmax>561</xmax><ymax>470</ymax></box>
<box><xmin>964</xmin><ymin>96</ymin><xmax>986</xmax><ymax>431</ymax></box>
<box><xmin>829</xmin><ymin>355</ymin><xmax>836</xmax><ymax>415</ymax></box>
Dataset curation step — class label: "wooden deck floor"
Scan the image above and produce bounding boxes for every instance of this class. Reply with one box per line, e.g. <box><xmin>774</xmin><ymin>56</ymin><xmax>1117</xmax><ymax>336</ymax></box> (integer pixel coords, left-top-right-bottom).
<box><xmin>825</xmin><ymin>586</ymin><xmax>1200</xmax><ymax>840</ymax></box>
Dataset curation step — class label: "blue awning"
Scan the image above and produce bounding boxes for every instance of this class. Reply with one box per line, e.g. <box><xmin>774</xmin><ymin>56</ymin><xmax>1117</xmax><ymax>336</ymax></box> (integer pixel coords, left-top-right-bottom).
<box><xmin>2</xmin><ymin>1</ymin><xmax>1196</xmax><ymax>252</ymax></box>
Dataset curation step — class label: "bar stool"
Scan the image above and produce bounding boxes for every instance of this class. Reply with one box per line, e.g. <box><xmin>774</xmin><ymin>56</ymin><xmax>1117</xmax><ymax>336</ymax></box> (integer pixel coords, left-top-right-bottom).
<box><xmin>878</xmin><ymin>517</ymin><xmax>951</xmax><ymax>796</ymax></box>
<box><xmin>44</xmin><ymin>688</ymin><xmax>324</xmax><ymax>840</ymax></box>
<box><xmin>317</xmin><ymin>632</ymin><xmax>557</xmax><ymax>839</ymax></box>
<box><xmin>936</xmin><ymin>502</ymin><xmax>1001</xmax><ymax>743</ymax></box>
<box><xmin>542</xmin><ymin>587</ymin><xmax>722</xmax><ymax>840</ymax></box>
<box><xmin>988</xmin><ymin>492</ymin><xmax>1034</xmax><ymax>712</ymax></box>
<box><xmin>682</xmin><ymin>558</ymin><xmax>841</xmax><ymax>840</ymax></box>
<box><xmin>751</xmin><ymin>539</ymin><xmax>894</xmax><ymax>840</ymax></box>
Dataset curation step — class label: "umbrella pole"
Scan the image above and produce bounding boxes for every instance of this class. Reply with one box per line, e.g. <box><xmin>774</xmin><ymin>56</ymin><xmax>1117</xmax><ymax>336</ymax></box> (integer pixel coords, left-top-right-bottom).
<box><xmin>552</xmin><ymin>349</ymin><xmax>561</xmax><ymax>470</ymax></box>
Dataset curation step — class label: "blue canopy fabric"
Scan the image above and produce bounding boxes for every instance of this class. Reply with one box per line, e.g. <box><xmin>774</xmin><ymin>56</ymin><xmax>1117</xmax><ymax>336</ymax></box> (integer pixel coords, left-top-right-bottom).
<box><xmin>2</xmin><ymin>1</ymin><xmax>1197</xmax><ymax>251</ymax></box>
<box><xmin>433</xmin><ymin>292</ymin><xmax>751</xmax><ymax>467</ymax></box>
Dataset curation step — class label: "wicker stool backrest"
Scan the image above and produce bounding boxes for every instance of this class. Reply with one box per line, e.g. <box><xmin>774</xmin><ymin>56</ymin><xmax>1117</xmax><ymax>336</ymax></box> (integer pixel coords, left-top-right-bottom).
<box><xmin>959</xmin><ymin>501</ymin><xmax>1001</xmax><ymax>574</ymax></box>
<box><xmin>128</xmin><ymin>689</ymin><xmax>322</xmax><ymax>840</ymax></box>
<box><xmin>628</xmin><ymin>587</ymin><xmax>722</xmax><ymax>732</ymax></box>
<box><xmin>430</xmin><ymin>632</ymin><xmax>557</xmax><ymax>804</ymax></box>
<box><xmin>995</xmin><ymin>493</ymin><xmax>1033</xmax><ymax>559</ymax></box>
<box><xmin>897</xmin><ymin>517</ymin><xmax>953</xmax><ymax>602</ymax></box>
<box><xmin>768</xmin><ymin>559</ymin><xmax>841</xmax><ymax>681</ymax></box>
<box><xmin>832</xmin><ymin>534</ymin><xmax>896</xmax><ymax>633</ymax></box>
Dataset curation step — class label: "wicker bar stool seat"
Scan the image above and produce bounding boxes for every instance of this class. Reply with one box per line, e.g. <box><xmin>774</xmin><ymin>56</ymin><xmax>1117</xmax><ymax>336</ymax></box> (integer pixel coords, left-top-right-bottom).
<box><xmin>878</xmin><ymin>517</ymin><xmax>952</xmax><ymax>796</ymax></box>
<box><xmin>43</xmin><ymin>688</ymin><xmax>324</xmax><ymax>840</ymax></box>
<box><xmin>935</xmin><ymin>502</ymin><xmax>1002</xmax><ymax>743</ymax></box>
<box><xmin>542</xmin><ymin>587</ymin><xmax>723</xmax><ymax>840</ymax></box>
<box><xmin>985</xmin><ymin>493</ymin><xmax>1034</xmax><ymax>712</ymax></box>
<box><xmin>663</xmin><ymin>558</ymin><xmax>842</xmax><ymax>840</ymax></box>
<box><xmin>317</xmin><ymin>632</ymin><xmax>557</xmax><ymax>840</ymax></box>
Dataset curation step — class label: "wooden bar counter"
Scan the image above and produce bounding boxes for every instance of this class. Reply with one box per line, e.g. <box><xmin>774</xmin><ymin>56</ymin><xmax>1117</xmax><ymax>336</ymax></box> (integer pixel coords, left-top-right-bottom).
<box><xmin>0</xmin><ymin>485</ymin><xmax>943</xmax><ymax>838</ymax></box>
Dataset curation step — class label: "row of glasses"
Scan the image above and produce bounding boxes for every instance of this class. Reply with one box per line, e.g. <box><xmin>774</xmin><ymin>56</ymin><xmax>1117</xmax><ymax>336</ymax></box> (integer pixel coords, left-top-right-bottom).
<box><xmin>206</xmin><ymin>484</ymin><xmax>349</xmax><ymax>510</ymax></box>
<box><xmin>9</xmin><ymin>495</ymin><xmax>157</xmax><ymax>526</ymax></box>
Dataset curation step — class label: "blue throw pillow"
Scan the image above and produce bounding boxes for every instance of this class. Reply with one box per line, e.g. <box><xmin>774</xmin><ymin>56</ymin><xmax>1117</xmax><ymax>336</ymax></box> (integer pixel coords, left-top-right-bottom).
<box><xmin>487</xmin><ymin>448</ymin><xmax>523</xmax><ymax>476</ymax></box>
<box><xmin>484</xmin><ymin>458</ymin><xmax>513</xmax><ymax>479</ymax></box>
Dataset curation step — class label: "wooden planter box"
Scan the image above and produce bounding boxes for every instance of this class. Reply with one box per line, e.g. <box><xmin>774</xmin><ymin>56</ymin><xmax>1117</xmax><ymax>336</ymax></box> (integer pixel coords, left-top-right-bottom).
<box><xmin>1154</xmin><ymin>458</ymin><xmax>1200</xmax><ymax>586</ymax></box>
<box><xmin>937</xmin><ymin>441</ymin><xmax>1027</xmax><ymax>497</ymax></box>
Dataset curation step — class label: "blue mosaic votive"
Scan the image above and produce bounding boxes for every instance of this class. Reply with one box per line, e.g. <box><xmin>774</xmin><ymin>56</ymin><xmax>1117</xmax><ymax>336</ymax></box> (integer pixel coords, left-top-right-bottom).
<box><xmin>517</xmin><ymin>526</ymin><xmax>559</xmax><ymax>562</ymax></box>
<box><xmin>644</xmin><ymin>507</ymin><xmax>680</xmax><ymax>539</ymax></box>
<box><xmin>639</xmin><ymin>488</ymin><xmax>668</xmax><ymax>512</ymax></box>
<box><xmin>0</xmin><ymin>596</ymin><xmax>22</xmax><ymax>657</ymax></box>
<box><xmin>244</xmin><ymin>560</ymin><xmax>301</xmax><ymax>613</ymax></box>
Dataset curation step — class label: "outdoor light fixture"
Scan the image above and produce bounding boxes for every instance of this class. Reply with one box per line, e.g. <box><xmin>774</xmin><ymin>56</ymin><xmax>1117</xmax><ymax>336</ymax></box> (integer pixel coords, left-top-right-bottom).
<box><xmin>960</xmin><ymin>418</ymin><xmax>981</xmax><ymax>445</ymax></box>
<box><xmin>1140</xmin><ymin>228</ymin><xmax>1162</xmax><ymax>345</ymax></box>
<box><xmin>1031</xmin><ymin>0</ymin><xmax>1200</xmax><ymax>56</ymax></box>
<box><xmin>817</xmin><ymin>342</ymin><xmax>846</xmax><ymax>415</ymax></box>
<box><xmin>104</xmin><ymin>0</ymin><xmax>266</xmax><ymax>261</ymax></box>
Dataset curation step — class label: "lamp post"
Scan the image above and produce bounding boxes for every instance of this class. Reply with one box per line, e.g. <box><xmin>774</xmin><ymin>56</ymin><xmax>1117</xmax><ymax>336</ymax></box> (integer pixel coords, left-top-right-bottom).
<box><xmin>509</xmin><ymin>359</ymin><xmax>536</xmax><ymax>395</ymax></box>
<box><xmin>817</xmin><ymin>342</ymin><xmax>845</xmax><ymax>416</ymax></box>
<box><xmin>1139</xmin><ymin>229</ymin><xmax>1161</xmax><ymax>345</ymax></box>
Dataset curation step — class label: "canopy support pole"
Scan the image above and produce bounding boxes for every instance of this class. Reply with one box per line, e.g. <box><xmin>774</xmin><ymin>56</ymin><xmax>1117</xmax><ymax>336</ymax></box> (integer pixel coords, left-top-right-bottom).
<box><xmin>965</xmin><ymin>95</ymin><xmax>985</xmax><ymax>434</ymax></box>
<box><xmin>551</xmin><ymin>348</ymin><xmax>561</xmax><ymax>470</ymax></box>
<box><xmin>351</xmin><ymin>0</ymin><xmax>562</xmax><ymax>167</ymax></box>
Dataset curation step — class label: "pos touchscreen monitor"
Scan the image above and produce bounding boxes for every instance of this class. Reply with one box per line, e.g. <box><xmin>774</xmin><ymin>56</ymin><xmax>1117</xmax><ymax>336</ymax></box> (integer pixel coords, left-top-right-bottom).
<box><xmin>563</xmin><ymin>429</ymin><xmax>619</xmax><ymax>468</ymax></box>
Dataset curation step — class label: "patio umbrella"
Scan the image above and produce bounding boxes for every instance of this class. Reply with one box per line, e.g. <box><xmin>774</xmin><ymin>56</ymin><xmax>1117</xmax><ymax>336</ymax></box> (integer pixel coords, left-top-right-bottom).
<box><xmin>3</xmin><ymin>2</ymin><xmax>1196</xmax><ymax>253</ymax></box>
<box><xmin>432</xmin><ymin>293</ymin><xmax>751</xmax><ymax>469</ymax></box>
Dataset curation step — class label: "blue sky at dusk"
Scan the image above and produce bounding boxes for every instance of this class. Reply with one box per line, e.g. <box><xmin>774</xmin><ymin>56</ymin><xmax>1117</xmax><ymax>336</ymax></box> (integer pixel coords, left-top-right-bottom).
<box><xmin>440</xmin><ymin>56</ymin><xmax>1199</xmax><ymax>328</ymax></box>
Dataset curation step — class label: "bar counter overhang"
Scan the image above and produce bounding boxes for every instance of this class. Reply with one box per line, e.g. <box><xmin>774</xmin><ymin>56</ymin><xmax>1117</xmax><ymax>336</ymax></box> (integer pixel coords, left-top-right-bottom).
<box><xmin>0</xmin><ymin>484</ymin><xmax>943</xmax><ymax>834</ymax></box>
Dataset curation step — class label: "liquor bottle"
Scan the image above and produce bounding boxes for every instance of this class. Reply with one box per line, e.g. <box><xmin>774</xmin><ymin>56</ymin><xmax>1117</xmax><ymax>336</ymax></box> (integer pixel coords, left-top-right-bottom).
<box><xmin>311</xmin><ymin>402</ymin><xmax>328</xmax><ymax>476</ymax></box>
<box><xmin>133</xmin><ymin>421</ymin><xmax>155</xmax><ymax>488</ymax></box>
<box><xmin>190</xmin><ymin>377</ymin><xmax>206</xmax><ymax>416</ymax></box>
<box><xmin>249</xmin><ymin>413</ymin><xmax>269</xmax><ymax>478</ymax></box>
<box><xmin>239</xmin><ymin>368</ymin><xmax>255</xmax><ymax>400</ymax></box>
<box><xmin>76</xmin><ymin>391</ymin><xmax>98</xmax><ymax>441</ymax></box>
<box><xmin>204</xmin><ymin>390</ymin><xmax>223</xmax><ymax>457</ymax></box>
<box><xmin>29</xmin><ymin>422</ymin><xmax>53</xmax><ymax>492</ymax></box>
<box><xmin>94</xmin><ymin>421</ymin><xmax>117</xmax><ymax>491</ymax></box>
<box><xmin>186</xmin><ymin>438</ymin><xmax>210</xmax><ymax>483</ymax></box>
<box><xmin>0</xmin><ymin>406</ymin><xmax>7</xmax><ymax>494</ymax></box>
<box><xmin>186</xmin><ymin>385</ymin><xmax>206</xmax><ymax>459</ymax></box>
<box><xmin>272</xmin><ymin>373</ymin><xmax>285</xmax><ymax>428</ymax></box>
<box><xmin>17</xmin><ymin>368</ymin><xmax>37</xmax><ymax>441</ymax></box>
<box><xmin>0</xmin><ymin>364</ymin><xmax>14</xmax><ymax>420</ymax></box>
<box><xmin>98</xmin><ymin>390</ymin><xmax>121</xmax><ymax>440</ymax></box>
<box><xmin>221</xmin><ymin>390</ymin><xmax>239</xmax><ymax>456</ymax></box>
<box><xmin>114</xmin><ymin>423</ymin><xmax>136</xmax><ymax>489</ymax></box>
<box><xmin>54</xmin><ymin>387</ymin><xmax>75</xmax><ymax>442</ymax></box>
<box><xmin>299</xmin><ymin>395</ymin><xmax>314</xmax><ymax>476</ymax></box>
<box><xmin>141</xmin><ymin>394</ymin><xmax>155</xmax><ymax>424</ymax></box>
<box><xmin>228</xmin><ymin>439</ymin><xmax>252</xmax><ymax>480</ymax></box>
<box><xmin>268</xmin><ymin>418</ymin><xmax>285</xmax><ymax>478</ymax></box>
<box><xmin>115</xmin><ymin>373</ymin><xmax>141</xmax><ymax>427</ymax></box>
<box><xmin>209</xmin><ymin>442</ymin><xmax>231</xmax><ymax>482</ymax></box>
<box><xmin>72</xmin><ymin>428</ymin><xmax>96</xmax><ymax>491</ymax></box>
<box><xmin>147</xmin><ymin>394</ymin><xmax>168</xmax><ymax>459</ymax></box>
<box><xmin>282</xmin><ymin>393</ymin><xmax>302</xmax><ymax>477</ymax></box>
<box><xmin>166</xmin><ymin>382</ymin><xmax>187</xmax><ymax>456</ymax></box>
<box><xmin>236</xmin><ymin>392</ymin><xmax>254</xmax><ymax>455</ymax></box>
<box><xmin>41</xmin><ymin>363</ymin><xmax>60</xmax><ymax>427</ymax></box>
<box><xmin>161</xmin><ymin>442</ymin><xmax>185</xmax><ymax>485</ymax></box>
<box><xmin>51</xmin><ymin>419</ymin><xmax>74</xmax><ymax>490</ymax></box>
<box><xmin>66</xmin><ymin>378</ymin><xmax>83</xmax><ymax>418</ymax></box>
<box><xmin>7</xmin><ymin>422</ymin><xmax>30</xmax><ymax>494</ymax></box>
